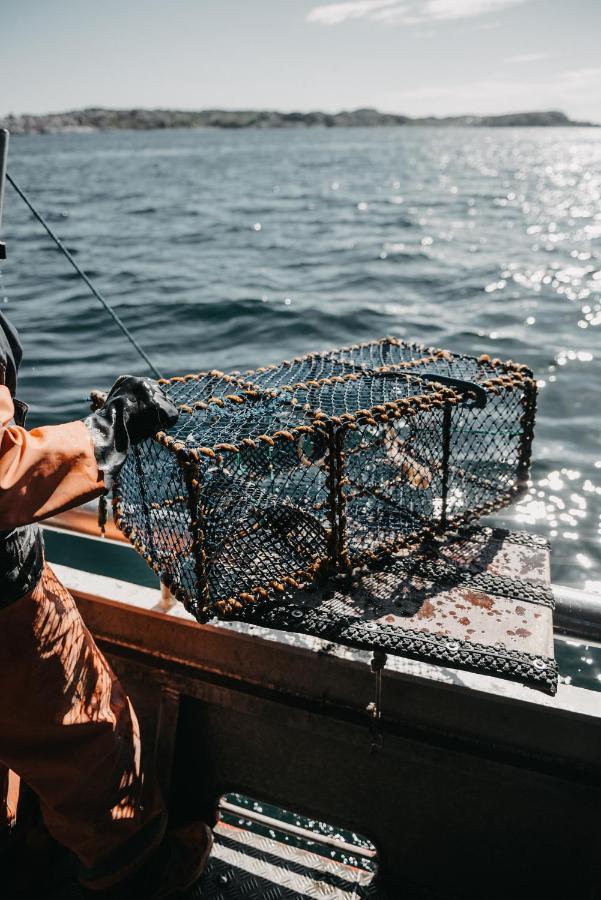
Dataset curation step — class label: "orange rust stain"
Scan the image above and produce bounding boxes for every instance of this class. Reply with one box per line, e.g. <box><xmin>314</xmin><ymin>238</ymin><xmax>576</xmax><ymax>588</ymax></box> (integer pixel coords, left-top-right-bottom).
<box><xmin>515</xmin><ymin>627</ymin><xmax>532</xmax><ymax>638</ymax></box>
<box><xmin>416</xmin><ymin>600</ymin><xmax>437</xmax><ymax>620</ymax></box>
<box><xmin>463</xmin><ymin>590</ymin><xmax>494</xmax><ymax>610</ymax></box>
<box><xmin>458</xmin><ymin>617</ymin><xmax>470</xmax><ymax>626</ymax></box>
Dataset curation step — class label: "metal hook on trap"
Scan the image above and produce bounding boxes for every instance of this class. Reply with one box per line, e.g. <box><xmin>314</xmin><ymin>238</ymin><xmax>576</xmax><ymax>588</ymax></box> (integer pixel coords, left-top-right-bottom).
<box><xmin>403</xmin><ymin>371</ymin><xmax>488</xmax><ymax>409</ymax></box>
<box><xmin>367</xmin><ymin>649</ymin><xmax>387</xmax><ymax>754</ymax></box>
<box><xmin>97</xmin><ymin>494</ymin><xmax>109</xmax><ymax>536</ymax></box>
<box><xmin>360</xmin><ymin>367</ymin><xmax>488</xmax><ymax>410</ymax></box>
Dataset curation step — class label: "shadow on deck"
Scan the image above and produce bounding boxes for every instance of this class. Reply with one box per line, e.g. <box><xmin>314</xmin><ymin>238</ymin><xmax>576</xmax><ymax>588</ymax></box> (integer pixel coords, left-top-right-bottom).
<box><xmin>4</xmin><ymin>812</ymin><xmax>389</xmax><ymax>899</ymax></box>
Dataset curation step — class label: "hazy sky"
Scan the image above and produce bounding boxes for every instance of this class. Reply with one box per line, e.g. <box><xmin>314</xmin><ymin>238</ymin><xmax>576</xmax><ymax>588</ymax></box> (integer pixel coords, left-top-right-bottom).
<box><xmin>3</xmin><ymin>0</ymin><xmax>601</xmax><ymax>121</ymax></box>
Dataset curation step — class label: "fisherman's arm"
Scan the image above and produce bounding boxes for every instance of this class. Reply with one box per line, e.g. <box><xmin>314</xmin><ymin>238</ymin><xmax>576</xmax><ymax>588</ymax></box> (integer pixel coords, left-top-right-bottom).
<box><xmin>0</xmin><ymin>385</ymin><xmax>103</xmax><ymax>529</ymax></box>
<box><xmin>0</xmin><ymin>377</ymin><xmax>178</xmax><ymax>531</ymax></box>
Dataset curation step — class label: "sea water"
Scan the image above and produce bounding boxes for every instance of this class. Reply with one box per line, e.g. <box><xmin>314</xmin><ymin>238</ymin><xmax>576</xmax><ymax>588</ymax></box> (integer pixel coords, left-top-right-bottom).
<box><xmin>2</xmin><ymin>125</ymin><xmax>600</xmax><ymax>687</ymax></box>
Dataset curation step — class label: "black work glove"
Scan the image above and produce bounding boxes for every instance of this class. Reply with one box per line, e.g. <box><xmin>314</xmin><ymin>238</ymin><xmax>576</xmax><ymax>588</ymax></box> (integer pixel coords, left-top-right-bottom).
<box><xmin>85</xmin><ymin>375</ymin><xmax>179</xmax><ymax>489</ymax></box>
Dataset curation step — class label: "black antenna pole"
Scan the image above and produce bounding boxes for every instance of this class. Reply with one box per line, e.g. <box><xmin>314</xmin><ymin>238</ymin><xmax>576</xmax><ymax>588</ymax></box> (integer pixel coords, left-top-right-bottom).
<box><xmin>0</xmin><ymin>129</ymin><xmax>8</xmax><ymax>259</ymax></box>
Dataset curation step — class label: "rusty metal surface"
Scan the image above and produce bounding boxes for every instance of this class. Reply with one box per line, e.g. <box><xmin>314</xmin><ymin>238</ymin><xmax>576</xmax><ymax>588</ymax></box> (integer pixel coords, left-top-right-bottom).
<box><xmin>237</xmin><ymin>526</ymin><xmax>557</xmax><ymax>692</ymax></box>
<box><xmin>186</xmin><ymin>821</ymin><xmax>388</xmax><ymax>900</ymax></box>
<box><xmin>439</xmin><ymin>525</ymin><xmax>550</xmax><ymax>583</ymax></box>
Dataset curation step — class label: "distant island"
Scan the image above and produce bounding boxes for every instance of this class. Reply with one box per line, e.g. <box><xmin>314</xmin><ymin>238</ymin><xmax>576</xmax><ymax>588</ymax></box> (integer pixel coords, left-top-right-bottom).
<box><xmin>1</xmin><ymin>107</ymin><xmax>595</xmax><ymax>134</ymax></box>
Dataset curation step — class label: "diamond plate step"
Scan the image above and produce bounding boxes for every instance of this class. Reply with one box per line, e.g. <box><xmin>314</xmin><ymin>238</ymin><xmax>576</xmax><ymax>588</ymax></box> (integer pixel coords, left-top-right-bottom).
<box><xmin>186</xmin><ymin>821</ymin><xmax>388</xmax><ymax>899</ymax></box>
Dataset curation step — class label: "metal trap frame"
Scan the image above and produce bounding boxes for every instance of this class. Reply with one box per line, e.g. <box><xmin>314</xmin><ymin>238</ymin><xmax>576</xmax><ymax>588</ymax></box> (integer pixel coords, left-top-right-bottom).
<box><xmin>112</xmin><ymin>339</ymin><xmax>556</xmax><ymax>692</ymax></box>
<box><xmin>114</xmin><ymin>337</ymin><xmax>537</xmax><ymax>625</ymax></box>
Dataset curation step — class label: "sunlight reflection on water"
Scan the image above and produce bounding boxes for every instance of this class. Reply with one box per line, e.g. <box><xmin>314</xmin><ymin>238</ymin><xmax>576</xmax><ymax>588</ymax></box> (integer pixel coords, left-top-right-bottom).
<box><xmin>2</xmin><ymin>127</ymin><xmax>600</xmax><ymax>609</ymax></box>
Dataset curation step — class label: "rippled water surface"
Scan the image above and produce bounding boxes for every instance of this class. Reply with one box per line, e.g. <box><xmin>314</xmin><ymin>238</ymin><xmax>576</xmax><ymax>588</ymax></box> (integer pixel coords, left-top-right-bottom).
<box><xmin>2</xmin><ymin>127</ymin><xmax>601</xmax><ymax>609</ymax></box>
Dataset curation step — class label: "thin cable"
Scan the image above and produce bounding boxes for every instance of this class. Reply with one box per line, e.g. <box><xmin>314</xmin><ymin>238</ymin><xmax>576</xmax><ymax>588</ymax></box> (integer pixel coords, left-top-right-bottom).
<box><xmin>6</xmin><ymin>172</ymin><xmax>162</xmax><ymax>379</ymax></box>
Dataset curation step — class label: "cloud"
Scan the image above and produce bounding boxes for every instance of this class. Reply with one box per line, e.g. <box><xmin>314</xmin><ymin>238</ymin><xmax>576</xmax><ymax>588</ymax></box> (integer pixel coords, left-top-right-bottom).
<box><xmin>416</xmin><ymin>0</ymin><xmax>526</xmax><ymax>21</ymax></box>
<box><xmin>307</xmin><ymin>0</ymin><xmax>529</xmax><ymax>26</ymax></box>
<box><xmin>306</xmin><ymin>0</ymin><xmax>399</xmax><ymax>25</ymax></box>
<box><xmin>505</xmin><ymin>52</ymin><xmax>548</xmax><ymax>63</ymax></box>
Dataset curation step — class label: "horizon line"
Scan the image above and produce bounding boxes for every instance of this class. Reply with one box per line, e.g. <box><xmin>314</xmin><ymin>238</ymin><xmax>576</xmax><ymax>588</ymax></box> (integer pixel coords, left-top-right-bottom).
<box><xmin>1</xmin><ymin>104</ymin><xmax>595</xmax><ymax>123</ymax></box>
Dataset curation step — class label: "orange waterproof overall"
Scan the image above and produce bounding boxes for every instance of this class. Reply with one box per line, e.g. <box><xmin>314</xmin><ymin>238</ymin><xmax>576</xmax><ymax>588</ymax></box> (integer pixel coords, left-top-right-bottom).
<box><xmin>0</xmin><ymin>385</ymin><xmax>166</xmax><ymax>888</ymax></box>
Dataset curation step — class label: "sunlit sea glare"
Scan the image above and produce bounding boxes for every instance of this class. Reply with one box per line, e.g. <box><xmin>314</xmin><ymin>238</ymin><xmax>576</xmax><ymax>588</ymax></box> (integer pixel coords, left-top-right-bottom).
<box><xmin>2</xmin><ymin>127</ymin><xmax>601</xmax><ymax>684</ymax></box>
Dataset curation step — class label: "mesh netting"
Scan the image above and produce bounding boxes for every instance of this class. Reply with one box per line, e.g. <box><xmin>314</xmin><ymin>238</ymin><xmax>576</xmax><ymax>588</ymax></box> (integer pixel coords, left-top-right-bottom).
<box><xmin>113</xmin><ymin>337</ymin><xmax>536</xmax><ymax>621</ymax></box>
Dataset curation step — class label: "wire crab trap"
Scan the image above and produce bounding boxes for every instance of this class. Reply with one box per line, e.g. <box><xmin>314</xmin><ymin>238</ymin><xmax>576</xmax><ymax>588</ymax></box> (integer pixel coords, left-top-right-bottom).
<box><xmin>113</xmin><ymin>337</ymin><xmax>537</xmax><ymax>622</ymax></box>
